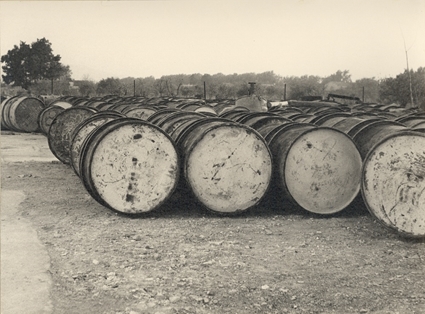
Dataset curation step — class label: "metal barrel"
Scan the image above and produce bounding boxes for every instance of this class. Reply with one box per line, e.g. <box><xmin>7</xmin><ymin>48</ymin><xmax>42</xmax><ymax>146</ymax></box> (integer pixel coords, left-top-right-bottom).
<box><xmin>352</xmin><ymin>120</ymin><xmax>407</xmax><ymax>159</ymax></box>
<box><xmin>243</xmin><ymin>115</ymin><xmax>291</xmax><ymax>131</ymax></box>
<box><xmin>1</xmin><ymin>96</ymin><xmax>45</xmax><ymax>132</ymax></box>
<box><xmin>361</xmin><ymin>130</ymin><xmax>425</xmax><ymax>238</ymax></box>
<box><xmin>70</xmin><ymin>111</ymin><xmax>124</xmax><ymax>176</ymax></box>
<box><xmin>122</xmin><ymin>106</ymin><xmax>157</xmax><ymax>120</ymax></box>
<box><xmin>146</xmin><ymin>108</ymin><xmax>180</xmax><ymax>124</ymax></box>
<box><xmin>48</xmin><ymin>107</ymin><xmax>98</xmax><ymax>164</ymax></box>
<box><xmin>312</xmin><ymin>112</ymin><xmax>353</xmax><ymax>126</ymax></box>
<box><xmin>49</xmin><ymin>99</ymin><xmax>73</xmax><ymax>109</ymax></box>
<box><xmin>267</xmin><ymin>123</ymin><xmax>363</xmax><ymax>215</ymax></box>
<box><xmin>38</xmin><ymin>105</ymin><xmax>66</xmax><ymax>135</ymax></box>
<box><xmin>1</xmin><ymin>96</ymin><xmax>19</xmax><ymax>130</ymax></box>
<box><xmin>79</xmin><ymin>118</ymin><xmax>180</xmax><ymax>215</ymax></box>
<box><xmin>154</xmin><ymin>111</ymin><xmax>205</xmax><ymax>135</ymax></box>
<box><xmin>175</xmin><ymin>118</ymin><xmax>272</xmax><ymax>215</ymax></box>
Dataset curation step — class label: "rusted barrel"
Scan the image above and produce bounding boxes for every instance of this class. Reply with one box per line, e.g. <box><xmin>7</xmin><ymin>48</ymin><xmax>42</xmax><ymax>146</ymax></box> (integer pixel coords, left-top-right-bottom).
<box><xmin>396</xmin><ymin>116</ymin><xmax>425</xmax><ymax>128</ymax></box>
<box><xmin>70</xmin><ymin>111</ymin><xmax>124</xmax><ymax>176</ymax></box>
<box><xmin>38</xmin><ymin>106</ymin><xmax>66</xmax><ymax>135</ymax></box>
<box><xmin>48</xmin><ymin>107</ymin><xmax>98</xmax><ymax>164</ymax></box>
<box><xmin>312</xmin><ymin>112</ymin><xmax>353</xmax><ymax>126</ymax></box>
<box><xmin>169</xmin><ymin>117</ymin><xmax>228</xmax><ymax>144</ymax></box>
<box><xmin>243</xmin><ymin>115</ymin><xmax>290</xmax><ymax>131</ymax></box>
<box><xmin>1</xmin><ymin>96</ymin><xmax>45</xmax><ymax>132</ymax></box>
<box><xmin>122</xmin><ymin>106</ymin><xmax>157</xmax><ymax>120</ymax></box>
<box><xmin>361</xmin><ymin>130</ymin><xmax>425</xmax><ymax>238</ymax></box>
<box><xmin>176</xmin><ymin>119</ymin><xmax>273</xmax><ymax>214</ymax></box>
<box><xmin>154</xmin><ymin>111</ymin><xmax>205</xmax><ymax>135</ymax></box>
<box><xmin>267</xmin><ymin>123</ymin><xmax>363</xmax><ymax>215</ymax></box>
<box><xmin>352</xmin><ymin>120</ymin><xmax>407</xmax><ymax>159</ymax></box>
<box><xmin>330</xmin><ymin>117</ymin><xmax>383</xmax><ymax>138</ymax></box>
<box><xmin>146</xmin><ymin>108</ymin><xmax>180</xmax><ymax>124</ymax></box>
<box><xmin>1</xmin><ymin>96</ymin><xmax>19</xmax><ymax>130</ymax></box>
<box><xmin>79</xmin><ymin>118</ymin><xmax>180</xmax><ymax>215</ymax></box>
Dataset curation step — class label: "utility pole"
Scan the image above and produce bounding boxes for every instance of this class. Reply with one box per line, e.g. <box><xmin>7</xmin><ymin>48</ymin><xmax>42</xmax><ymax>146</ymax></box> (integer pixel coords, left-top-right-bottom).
<box><xmin>401</xmin><ymin>29</ymin><xmax>415</xmax><ymax>108</ymax></box>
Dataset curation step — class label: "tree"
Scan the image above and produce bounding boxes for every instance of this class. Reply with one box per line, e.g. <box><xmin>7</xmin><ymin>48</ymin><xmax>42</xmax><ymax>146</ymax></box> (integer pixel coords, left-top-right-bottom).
<box><xmin>1</xmin><ymin>38</ymin><xmax>70</xmax><ymax>90</ymax></box>
<box><xmin>379</xmin><ymin>67</ymin><xmax>425</xmax><ymax>109</ymax></box>
<box><xmin>96</xmin><ymin>77</ymin><xmax>123</xmax><ymax>96</ymax></box>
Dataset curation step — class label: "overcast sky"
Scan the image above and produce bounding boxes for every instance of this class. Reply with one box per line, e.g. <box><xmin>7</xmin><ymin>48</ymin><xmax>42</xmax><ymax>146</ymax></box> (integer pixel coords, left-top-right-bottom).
<box><xmin>1</xmin><ymin>0</ymin><xmax>424</xmax><ymax>82</ymax></box>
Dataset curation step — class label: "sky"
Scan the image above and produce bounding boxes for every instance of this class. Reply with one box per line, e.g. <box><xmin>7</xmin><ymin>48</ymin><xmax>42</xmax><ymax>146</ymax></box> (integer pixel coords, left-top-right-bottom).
<box><xmin>1</xmin><ymin>0</ymin><xmax>424</xmax><ymax>82</ymax></box>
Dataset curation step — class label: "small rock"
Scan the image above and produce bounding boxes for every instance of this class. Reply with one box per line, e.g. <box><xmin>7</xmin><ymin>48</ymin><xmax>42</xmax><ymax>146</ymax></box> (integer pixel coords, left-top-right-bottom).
<box><xmin>190</xmin><ymin>295</ymin><xmax>203</xmax><ymax>302</ymax></box>
<box><xmin>169</xmin><ymin>296</ymin><xmax>180</xmax><ymax>303</ymax></box>
<box><xmin>261</xmin><ymin>285</ymin><xmax>270</xmax><ymax>290</ymax></box>
<box><xmin>92</xmin><ymin>260</ymin><xmax>99</xmax><ymax>265</ymax></box>
<box><xmin>265</xmin><ymin>229</ymin><xmax>273</xmax><ymax>235</ymax></box>
<box><xmin>132</xmin><ymin>235</ymin><xmax>142</xmax><ymax>241</ymax></box>
<box><xmin>359</xmin><ymin>310</ymin><xmax>368</xmax><ymax>313</ymax></box>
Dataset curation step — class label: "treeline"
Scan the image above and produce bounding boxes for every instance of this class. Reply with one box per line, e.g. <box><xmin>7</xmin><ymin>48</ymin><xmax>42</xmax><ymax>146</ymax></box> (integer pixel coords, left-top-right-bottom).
<box><xmin>2</xmin><ymin>38</ymin><xmax>424</xmax><ymax>109</ymax></box>
<box><xmin>2</xmin><ymin>68</ymin><xmax>424</xmax><ymax>110</ymax></box>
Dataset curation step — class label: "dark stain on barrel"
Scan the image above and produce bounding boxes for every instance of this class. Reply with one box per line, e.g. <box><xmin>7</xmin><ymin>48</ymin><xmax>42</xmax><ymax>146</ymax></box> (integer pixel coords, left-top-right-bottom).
<box><xmin>307</xmin><ymin>142</ymin><xmax>312</xmax><ymax>149</ymax></box>
<box><xmin>132</xmin><ymin>157</ymin><xmax>138</xmax><ymax>165</ymax></box>
<box><xmin>126</xmin><ymin>194</ymin><xmax>134</xmax><ymax>202</ymax></box>
<box><xmin>128</xmin><ymin>183</ymin><xmax>133</xmax><ymax>191</ymax></box>
<box><xmin>133</xmin><ymin>134</ymin><xmax>142</xmax><ymax>139</ymax></box>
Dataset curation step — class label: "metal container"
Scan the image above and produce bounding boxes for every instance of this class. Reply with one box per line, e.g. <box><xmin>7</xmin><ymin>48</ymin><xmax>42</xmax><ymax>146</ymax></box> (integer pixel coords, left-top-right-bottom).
<box><xmin>38</xmin><ymin>105</ymin><xmax>66</xmax><ymax>135</ymax></box>
<box><xmin>48</xmin><ymin>107</ymin><xmax>98</xmax><ymax>164</ymax></box>
<box><xmin>361</xmin><ymin>130</ymin><xmax>425</xmax><ymax>238</ymax></box>
<box><xmin>352</xmin><ymin>120</ymin><xmax>407</xmax><ymax>159</ymax></box>
<box><xmin>176</xmin><ymin>119</ymin><xmax>272</xmax><ymax>215</ymax></box>
<box><xmin>70</xmin><ymin>111</ymin><xmax>124</xmax><ymax>176</ymax></box>
<box><xmin>79</xmin><ymin>118</ymin><xmax>180</xmax><ymax>215</ymax></box>
<box><xmin>267</xmin><ymin>124</ymin><xmax>363</xmax><ymax>215</ymax></box>
<box><xmin>1</xmin><ymin>96</ymin><xmax>45</xmax><ymax>132</ymax></box>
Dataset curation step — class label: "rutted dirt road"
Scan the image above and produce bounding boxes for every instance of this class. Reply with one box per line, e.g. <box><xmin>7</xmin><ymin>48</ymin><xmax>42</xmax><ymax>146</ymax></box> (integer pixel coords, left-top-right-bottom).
<box><xmin>1</xmin><ymin>131</ymin><xmax>424</xmax><ymax>314</ymax></box>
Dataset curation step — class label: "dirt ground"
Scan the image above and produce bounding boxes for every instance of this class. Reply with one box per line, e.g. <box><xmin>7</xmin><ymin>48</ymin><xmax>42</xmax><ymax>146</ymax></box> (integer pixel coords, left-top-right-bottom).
<box><xmin>1</xmin><ymin>131</ymin><xmax>424</xmax><ymax>314</ymax></box>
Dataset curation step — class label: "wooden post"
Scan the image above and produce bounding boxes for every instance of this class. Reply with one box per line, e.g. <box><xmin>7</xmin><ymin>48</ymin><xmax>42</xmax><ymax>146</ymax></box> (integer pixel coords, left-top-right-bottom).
<box><xmin>362</xmin><ymin>86</ymin><xmax>365</xmax><ymax>103</ymax></box>
<box><xmin>204</xmin><ymin>81</ymin><xmax>206</xmax><ymax>100</ymax></box>
<box><xmin>283</xmin><ymin>84</ymin><xmax>287</xmax><ymax>100</ymax></box>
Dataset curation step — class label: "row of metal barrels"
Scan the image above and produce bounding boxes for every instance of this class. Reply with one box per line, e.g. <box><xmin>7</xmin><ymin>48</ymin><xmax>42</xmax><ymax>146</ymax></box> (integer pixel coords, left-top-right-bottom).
<box><xmin>0</xmin><ymin>95</ymin><xmax>230</xmax><ymax>132</ymax></box>
<box><xmin>42</xmin><ymin>99</ymin><xmax>425</xmax><ymax>238</ymax></box>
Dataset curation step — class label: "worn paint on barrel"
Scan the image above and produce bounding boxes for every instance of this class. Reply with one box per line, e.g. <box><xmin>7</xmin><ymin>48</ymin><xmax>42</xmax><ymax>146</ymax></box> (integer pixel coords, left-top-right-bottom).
<box><xmin>38</xmin><ymin>106</ymin><xmax>65</xmax><ymax>134</ymax></box>
<box><xmin>70</xmin><ymin>113</ymin><xmax>123</xmax><ymax>176</ymax></box>
<box><xmin>184</xmin><ymin>123</ymin><xmax>272</xmax><ymax>214</ymax></box>
<box><xmin>48</xmin><ymin>107</ymin><xmax>98</xmax><ymax>164</ymax></box>
<box><xmin>3</xmin><ymin>97</ymin><xmax>45</xmax><ymax>132</ymax></box>
<box><xmin>84</xmin><ymin>120</ymin><xmax>179</xmax><ymax>214</ymax></box>
<box><xmin>362</xmin><ymin>131</ymin><xmax>425</xmax><ymax>238</ymax></box>
<box><xmin>268</xmin><ymin>125</ymin><xmax>362</xmax><ymax>214</ymax></box>
<box><xmin>123</xmin><ymin>107</ymin><xmax>157</xmax><ymax>120</ymax></box>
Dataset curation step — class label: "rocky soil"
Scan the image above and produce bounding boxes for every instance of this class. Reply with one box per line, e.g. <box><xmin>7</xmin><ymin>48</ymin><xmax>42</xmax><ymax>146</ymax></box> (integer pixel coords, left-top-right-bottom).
<box><xmin>1</xmin><ymin>132</ymin><xmax>424</xmax><ymax>314</ymax></box>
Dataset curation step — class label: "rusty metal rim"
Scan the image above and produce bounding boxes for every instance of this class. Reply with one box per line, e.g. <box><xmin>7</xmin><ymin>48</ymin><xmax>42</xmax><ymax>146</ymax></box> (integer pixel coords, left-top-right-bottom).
<box><xmin>360</xmin><ymin>130</ymin><xmax>425</xmax><ymax>238</ymax></box>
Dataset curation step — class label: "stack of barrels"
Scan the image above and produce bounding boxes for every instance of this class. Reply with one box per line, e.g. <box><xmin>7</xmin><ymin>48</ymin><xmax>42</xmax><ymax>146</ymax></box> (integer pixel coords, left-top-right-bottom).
<box><xmin>2</xmin><ymin>93</ymin><xmax>424</xmax><ymax>238</ymax></box>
